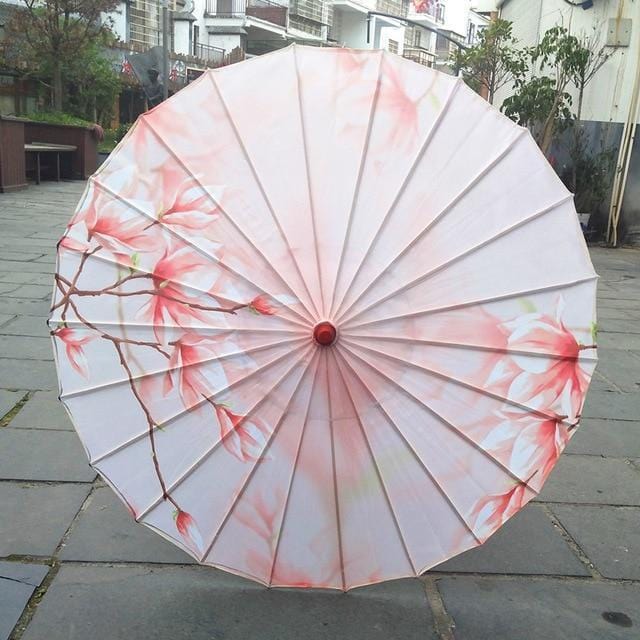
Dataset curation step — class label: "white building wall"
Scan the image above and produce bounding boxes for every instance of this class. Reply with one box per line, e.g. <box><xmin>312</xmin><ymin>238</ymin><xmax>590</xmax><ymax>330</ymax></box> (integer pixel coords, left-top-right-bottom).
<box><xmin>498</xmin><ymin>0</ymin><xmax>640</xmax><ymax>125</ymax></box>
<box><xmin>173</xmin><ymin>20</ymin><xmax>192</xmax><ymax>55</ymax></box>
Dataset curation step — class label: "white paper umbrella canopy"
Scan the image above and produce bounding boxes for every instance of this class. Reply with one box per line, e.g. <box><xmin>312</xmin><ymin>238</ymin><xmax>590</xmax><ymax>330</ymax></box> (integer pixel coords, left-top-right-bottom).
<box><xmin>50</xmin><ymin>45</ymin><xmax>598</xmax><ymax>590</ymax></box>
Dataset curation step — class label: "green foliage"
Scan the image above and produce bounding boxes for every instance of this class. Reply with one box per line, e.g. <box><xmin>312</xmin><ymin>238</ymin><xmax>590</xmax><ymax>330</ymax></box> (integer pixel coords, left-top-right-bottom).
<box><xmin>453</xmin><ymin>19</ymin><xmax>528</xmax><ymax>104</ymax></box>
<box><xmin>99</xmin><ymin>122</ymin><xmax>133</xmax><ymax>153</ymax></box>
<box><xmin>25</xmin><ymin>111</ymin><xmax>93</xmax><ymax>127</ymax></box>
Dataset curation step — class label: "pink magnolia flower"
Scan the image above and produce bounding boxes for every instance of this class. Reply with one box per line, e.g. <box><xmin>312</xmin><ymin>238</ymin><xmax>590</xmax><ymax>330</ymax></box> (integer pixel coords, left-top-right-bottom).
<box><xmin>503</xmin><ymin>304</ymin><xmax>594</xmax><ymax>420</ymax></box>
<box><xmin>138</xmin><ymin>246</ymin><xmax>211</xmax><ymax>342</ymax></box>
<box><xmin>52</xmin><ymin>327</ymin><xmax>96</xmax><ymax>378</ymax></box>
<box><xmin>215</xmin><ymin>405</ymin><xmax>270</xmax><ymax>462</ymax></box>
<box><xmin>174</xmin><ymin>509</ymin><xmax>204</xmax><ymax>555</ymax></box>
<box><xmin>165</xmin><ymin>333</ymin><xmax>223</xmax><ymax>409</ymax></box>
<box><xmin>157</xmin><ymin>178</ymin><xmax>221</xmax><ymax>235</ymax></box>
<box><xmin>471</xmin><ymin>482</ymin><xmax>529</xmax><ymax>540</ymax></box>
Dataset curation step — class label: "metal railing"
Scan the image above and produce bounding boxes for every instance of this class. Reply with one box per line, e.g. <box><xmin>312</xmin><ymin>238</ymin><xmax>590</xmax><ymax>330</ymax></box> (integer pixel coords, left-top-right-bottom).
<box><xmin>193</xmin><ymin>42</ymin><xmax>226</xmax><ymax>66</ymax></box>
<box><xmin>246</xmin><ymin>0</ymin><xmax>288</xmax><ymax>27</ymax></box>
<box><xmin>205</xmin><ymin>0</ymin><xmax>246</xmax><ymax>17</ymax></box>
<box><xmin>402</xmin><ymin>46</ymin><xmax>436</xmax><ymax>67</ymax></box>
<box><xmin>376</xmin><ymin>0</ymin><xmax>408</xmax><ymax>18</ymax></box>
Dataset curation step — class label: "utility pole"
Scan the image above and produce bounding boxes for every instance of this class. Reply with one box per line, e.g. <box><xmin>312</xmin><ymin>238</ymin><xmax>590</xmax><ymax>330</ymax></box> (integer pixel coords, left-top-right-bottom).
<box><xmin>161</xmin><ymin>0</ymin><xmax>170</xmax><ymax>101</ymax></box>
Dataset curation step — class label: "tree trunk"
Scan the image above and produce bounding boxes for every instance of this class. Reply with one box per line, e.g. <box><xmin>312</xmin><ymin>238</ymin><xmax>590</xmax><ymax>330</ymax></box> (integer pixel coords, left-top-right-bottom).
<box><xmin>53</xmin><ymin>60</ymin><xmax>63</xmax><ymax>111</ymax></box>
<box><xmin>539</xmin><ymin>91</ymin><xmax>563</xmax><ymax>157</ymax></box>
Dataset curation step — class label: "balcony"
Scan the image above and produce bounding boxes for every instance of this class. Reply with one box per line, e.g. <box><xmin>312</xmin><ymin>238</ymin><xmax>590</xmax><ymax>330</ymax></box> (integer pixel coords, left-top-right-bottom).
<box><xmin>205</xmin><ymin>0</ymin><xmax>246</xmax><ymax>18</ymax></box>
<box><xmin>376</xmin><ymin>0</ymin><xmax>408</xmax><ymax>18</ymax></box>
<box><xmin>193</xmin><ymin>42</ymin><xmax>226</xmax><ymax>66</ymax></box>
<box><xmin>402</xmin><ymin>46</ymin><xmax>436</xmax><ymax>67</ymax></box>
<box><xmin>247</xmin><ymin>0</ymin><xmax>288</xmax><ymax>27</ymax></box>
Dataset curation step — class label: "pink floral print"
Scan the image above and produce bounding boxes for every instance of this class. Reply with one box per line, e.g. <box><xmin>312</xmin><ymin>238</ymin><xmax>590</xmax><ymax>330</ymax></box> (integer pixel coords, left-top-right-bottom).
<box><xmin>52</xmin><ymin>326</ymin><xmax>96</xmax><ymax>377</ymax></box>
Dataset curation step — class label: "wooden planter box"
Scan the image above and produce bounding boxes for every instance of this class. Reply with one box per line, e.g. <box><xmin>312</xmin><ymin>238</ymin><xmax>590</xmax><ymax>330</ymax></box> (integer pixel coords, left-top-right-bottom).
<box><xmin>0</xmin><ymin>116</ymin><xmax>28</xmax><ymax>192</ymax></box>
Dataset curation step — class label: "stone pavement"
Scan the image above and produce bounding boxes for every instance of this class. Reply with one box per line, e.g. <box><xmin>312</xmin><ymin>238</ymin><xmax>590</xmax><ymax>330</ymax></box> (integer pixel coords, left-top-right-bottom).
<box><xmin>0</xmin><ymin>182</ymin><xmax>639</xmax><ymax>640</ymax></box>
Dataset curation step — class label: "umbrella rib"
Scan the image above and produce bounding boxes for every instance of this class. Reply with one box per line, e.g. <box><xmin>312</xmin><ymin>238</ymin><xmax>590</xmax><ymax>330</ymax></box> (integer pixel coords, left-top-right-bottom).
<box><xmin>90</xmin><ymin>176</ymin><xmax>311</xmax><ymax>328</ymax></box>
<box><xmin>199</xmin><ymin>349</ymin><xmax>319</xmax><ymax>564</ymax></box>
<box><xmin>335</xmin><ymin>345</ymin><xmax>483</xmax><ymax>545</ymax></box>
<box><xmin>268</xmin><ymin>353</ymin><xmax>321</xmax><ymax>587</ymax></box>
<box><xmin>340</xmin><ymin>333</ymin><xmax>598</xmax><ymax>364</ymax></box>
<box><xmin>343</xmin><ymin>275</ymin><xmax>599</xmax><ymax>332</ymax></box>
<box><xmin>292</xmin><ymin>45</ymin><xmax>326</xmax><ymax>317</ymax></box>
<box><xmin>334</xmin><ymin>127</ymin><xmax>528</xmax><ymax>326</ymax></box>
<box><xmin>139</xmin><ymin>117</ymin><xmax>317</xmax><ymax>326</ymax></box>
<box><xmin>88</xmin><ymin>341</ymin><xmax>311</xmax><ymax>466</ymax></box>
<box><xmin>325</xmin><ymin>349</ymin><xmax>347</xmax><ymax>591</ymax></box>
<box><xmin>326</xmin><ymin>50</ymin><xmax>384</xmax><ymax>320</ymax></box>
<box><xmin>136</xmin><ymin>346</ymin><xmax>316</xmax><ymax>530</ymax></box>
<box><xmin>207</xmin><ymin>71</ymin><xmax>321</xmax><ymax>321</ymax></box>
<box><xmin>330</xmin><ymin>349</ymin><xmax>417</xmax><ymax>576</ymax></box>
<box><xmin>56</xmin><ymin>317</ymin><xmax>308</xmax><ymax>337</ymax></box>
<box><xmin>339</xmin><ymin>341</ymin><xmax>541</xmax><ymax>491</ymax></box>
<box><xmin>340</xmin><ymin>193</ymin><xmax>572</xmax><ymax>327</ymax></box>
<box><xmin>55</xmin><ymin>242</ymin><xmax>305</xmax><ymax>325</ymax></box>
<box><xmin>329</xmin><ymin>77</ymin><xmax>463</xmax><ymax>322</ymax></box>
<box><xmin>62</xmin><ymin>336</ymin><xmax>307</xmax><ymax>401</ymax></box>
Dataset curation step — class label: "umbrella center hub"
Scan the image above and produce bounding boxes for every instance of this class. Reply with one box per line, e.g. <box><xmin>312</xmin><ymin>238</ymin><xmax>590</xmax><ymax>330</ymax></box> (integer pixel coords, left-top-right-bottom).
<box><xmin>313</xmin><ymin>321</ymin><xmax>337</xmax><ymax>346</ymax></box>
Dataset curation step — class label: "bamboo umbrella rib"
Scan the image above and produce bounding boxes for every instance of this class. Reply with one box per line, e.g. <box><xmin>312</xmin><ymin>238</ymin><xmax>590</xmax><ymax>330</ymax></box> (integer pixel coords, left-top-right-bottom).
<box><xmin>62</xmin><ymin>336</ymin><xmax>308</xmax><ymax>401</ymax></box>
<box><xmin>343</xmin><ymin>275</ymin><xmax>599</xmax><ymax>332</ymax></box>
<box><xmin>335</xmin><ymin>345</ymin><xmax>483</xmax><ymax>545</ymax></box>
<box><xmin>330</xmin><ymin>76</ymin><xmax>464</xmax><ymax>322</ymax></box>
<box><xmin>208</xmin><ymin>68</ymin><xmax>321</xmax><ymax>320</ymax></box>
<box><xmin>335</xmin><ymin>128</ymin><xmax>528</xmax><ymax>326</ymax></box>
<box><xmin>340</xmin><ymin>193</ymin><xmax>573</xmax><ymax>327</ymax></box>
<box><xmin>331</xmin><ymin>348</ymin><xmax>418</xmax><ymax>576</ymax></box>
<box><xmin>339</xmin><ymin>341</ymin><xmax>541</xmax><ymax>491</ymax></box>
<box><xmin>89</xmin><ymin>341</ymin><xmax>310</xmax><ymax>466</ymax></box>
<box><xmin>199</xmin><ymin>348</ymin><xmax>319</xmax><ymax>563</ymax></box>
<box><xmin>268</xmin><ymin>354</ymin><xmax>322</xmax><ymax>587</ymax></box>
<box><xmin>339</xmin><ymin>333</ymin><xmax>598</xmax><ymax>364</ymax></box>
<box><xmin>327</xmin><ymin>50</ymin><xmax>384</xmax><ymax>319</ymax></box>
<box><xmin>293</xmin><ymin>45</ymin><xmax>326</xmax><ymax>318</ymax></box>
<box><xmin>140</xmin><ymin>117</ymin><xmax>317</xmax><ymax>326</ymax></box>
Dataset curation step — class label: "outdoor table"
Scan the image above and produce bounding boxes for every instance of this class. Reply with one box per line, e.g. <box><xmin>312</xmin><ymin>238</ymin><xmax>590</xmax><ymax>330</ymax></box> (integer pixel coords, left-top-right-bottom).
<box><xmin>24</xmin><ymin>142</ymin><xmax>77</xmax><ymax>184</ymax></box>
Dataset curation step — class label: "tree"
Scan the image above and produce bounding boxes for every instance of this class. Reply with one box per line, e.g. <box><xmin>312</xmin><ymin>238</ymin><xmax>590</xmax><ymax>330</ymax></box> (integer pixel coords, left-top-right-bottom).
<box><xmin>6</xmin><ymin>0</ymin><xmax>120</xmax><ymax>111</ymax></box>
<box><xmin>453</xmin><ymin>19</ymin><xmax>528</xmax><ymax>105</ymax></box>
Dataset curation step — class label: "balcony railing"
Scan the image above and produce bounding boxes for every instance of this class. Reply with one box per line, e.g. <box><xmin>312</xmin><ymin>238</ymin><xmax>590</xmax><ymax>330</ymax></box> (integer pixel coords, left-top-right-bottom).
<box><xmin>205</xmin><ymin>0</ymin><xmax>246</xmax><ymax>18</ymax></box>
<box><xmin>403</xmin><ymin>46</ymin><xmax>436</xmax><ymax>67</ymax></box>
<box><xmin>376</xmin><ymin>0</ymin><xmax>408</xmax><ymax>18</ymax></box>
<box><xmin>193</xmin><ymin>42</ymin><xmax>226</xmax><ymax>66</ymax></box>
<box><xmin>246</xmin><ymin>0</ymin><xmax>288</xmax><ymax>27</ymax></box>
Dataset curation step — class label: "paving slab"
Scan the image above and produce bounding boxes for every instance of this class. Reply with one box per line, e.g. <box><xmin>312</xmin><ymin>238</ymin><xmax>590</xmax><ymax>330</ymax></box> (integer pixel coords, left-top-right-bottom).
<box><xmin>1</xmin><ymin>285</ymin><xmax>52</xmax><ymax>300</ymax></box>
<box><xmin>0</xmin><ymin>562</ymin><xmax>49</xmax><ymax>640</ymax></box>
<box><xmin>438</xmin><ymin>576</ymin><xmax>639</xmax><ymax>640</ymax></box>
<box><xmin>591</xmin><ymin>350</ymin><xmax>640</xmax><ymax>393</ymax></box>
<box><xmin>0</xmin><ymin>429</ymin><xmax>95</xmax><ymax>482</ymax></box>
<box><xmin>537</xmin><ymin>455</ymin><xmax>640</xmax><ymax>505</ymax></box>
<box><xmin>0</xmin><ymin>299</ymin><xmax>51</xmax><ymax>318</ymax></box>
<box><xmin>433</xmin><ymin>505</ymin><xmax>587</xmax><ymax>576</ymax></box>
<box><xmin>0</xmin><ymin>389</ymin><xmax>23</xmax><ymax>419</ymax></box>
<box><xmin>60</xmin><ymin>486</ymin><xmax>193</xmax><ymax>564</ymax></box>
<box><xmin>21</xmin><ymin>565</ymin><xmax>436</xmax><ymax>640</ymax></box>
<box><xmin>0</xmin><ymin>336</ymin><xmax>53</xmax><ymax>361</ymax></box>
<box><xmin>598</xmin><ymin>332</ymin><xmax>640</xmax><ymax>350</ymax></box>
<box><xmin>0</xmin><ymin>359</ymin><xmax>58</xmax><ymax>391</ymax></box>
<box><xmin>567</xmin><ymin>418</ymin><xmax>640</xmax><ymax>457</ymax></box>
<box><xmin>0</xmin><ymin>482</ymin><xmax>91</xmax><ymax>557</ymax></box>
<box><xmin>600</xmin><ymin>319</ymin><xmax>640</xmax><ymax>334</ymax></box>
<box><xmin>0</xmin><ymin>316</ymin><xmax>49</xmax><ymax>338</ymax></box>
<box><xmin>550</xmin><ymin>505</ymin><xmax>640</xmax><ymax>580</ymax></box>
<box><xmin>9</xmin><ymin>391</ymin><xmax>71</xmax><ymax>431</ymax></box>
<box><xmin>581</xmin><ymin>391</ymin><xmax>640</xmax><ymax>421</ymax></box>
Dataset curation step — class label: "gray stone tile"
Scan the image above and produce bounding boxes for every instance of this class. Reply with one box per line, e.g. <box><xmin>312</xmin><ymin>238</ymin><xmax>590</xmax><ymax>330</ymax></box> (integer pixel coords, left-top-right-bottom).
<box><xmin>0</xmin><ymin>314</ymin><xmax>14</xmax><ymax>328</ymax></box>
<box><xmin>0</xmin><ymin>299</ymin><xmax>50</xmax><ymax>317</ymax></box>
<box><xmin>0</xmin><ymin>390</ymin><xmax>24</xmax><ymax>419</ymax></box>
<box><xmin>60</xmin><ymin>487</ymin><xmax>193</xmax><ymax>564</ymax></box>
<box><xmin>598</xmin><ymin>332</ymin><xmax>640</xmax><ymax>350</ymax></box>
<box><xmin>0</xmin><ymin>359</ymin><xmax>57</xmax><ymax>391</ymax></box>
<box><xmin>0</xmin><ymin>482</ymin><xmax>90</xmax><ymax>556</ymax></box>
<box><xmin>537</xmin><ymin>455</ymin><xmax>640</xmax><ymax>505</ymax></box>
<box><xmin>0</xmin><ymin>316</ymin><xmax>49</xmax><ymax>338</ymax></box>
<box><xmin>9</xmin><ymin>392</ymin><xmax>71</xmax><ymax>431</ymax></box>
<box><xmin>1</xmin><ymin>285</ymin><xmax>52</xmax><ymax>300</ymax></box>
<box><xmin>21</xmin><ymin>565</ymin><xmax>436</xmax><ymax>640</ymax></box>
<box><xmin>567</xmin><ymin>419</ymin><xmax>640</xmax><ymax>457</ymax></box>
<box><xmin>582</xmin><ymin>391</ymin><xmax>640</xmax><ymax>421</ymax></box>
<box><xmin>600</xmin><ymin>319</ymin><xmax>640</xmax><ymax>334</ymax></box>
<box><xmin>0</xmin><ymin>430</ymin><xmax>95</xmax><ymax>482</ymax></box>
<box><xmin>0</xmin><ymin>562</ymin><xmax>49</xmax><ymax>640</ymax></box>
<box><xmin>551</xmin><ymin>505</ymin><xmax>640</xmax><ymax>580</ymax></box>
<box><xmin>592</xmin><ymin>351</ymin><xmax>640</xmax><ymax>393</ymax></box>
<box><xmin>438</xmin><ymin>576</ymin><xmax>639</xmax><ymax>640</ymax></box>
<box><xmin>433</xmin><ymin>505</ymin><xmax>588</xmax><ymax>576</ymax></box>
<box><xmin>0</xmin><ymin>336</ymin><xmax>53</xmax><ymax>361</ymax></box>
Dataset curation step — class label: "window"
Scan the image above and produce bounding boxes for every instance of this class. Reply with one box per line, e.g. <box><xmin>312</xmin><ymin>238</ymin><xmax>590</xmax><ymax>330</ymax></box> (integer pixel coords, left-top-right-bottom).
<box><xmin>413</xmin><ymin>29</ymin><xmax>421</xmax><ymax>47</ymax></box>
<box><xmin>193</xmin><ymin>24</ymin><xmax>199</xmax><ymax>55</ymax></box>
<box><xmin>436</xmin><ymin>3</ymin><xmax>445</xmax><ymax>22</ymax></box>
<box><xmin>387</xmin><ymin>39</ymin><xmax>399</xmax><ymax>54</ymax></box>
<box><xmin>467</xmin><ymin>21</ymin><xmax>476</xmax><ymax>44</ymax></box>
